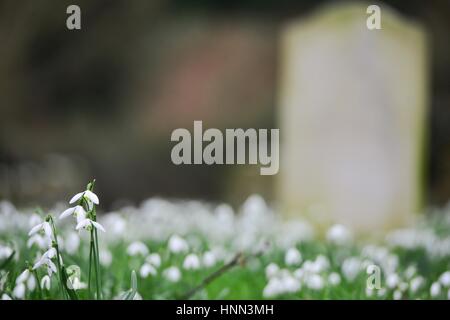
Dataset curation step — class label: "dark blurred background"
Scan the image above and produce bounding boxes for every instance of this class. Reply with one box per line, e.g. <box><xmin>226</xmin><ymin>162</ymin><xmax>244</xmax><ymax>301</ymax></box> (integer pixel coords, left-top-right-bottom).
<box><xmin>0</xmin><ymin>0</ymin><xmax>449</xmax><ymax>209</ymax></box>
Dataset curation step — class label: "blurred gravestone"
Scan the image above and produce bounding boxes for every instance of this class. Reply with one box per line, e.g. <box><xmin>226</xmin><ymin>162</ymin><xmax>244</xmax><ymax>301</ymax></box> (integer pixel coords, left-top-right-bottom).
<box><xmin>278</xmin><ymin>4</ymin><xmax>428</xmax><ymax>233</ymax></box>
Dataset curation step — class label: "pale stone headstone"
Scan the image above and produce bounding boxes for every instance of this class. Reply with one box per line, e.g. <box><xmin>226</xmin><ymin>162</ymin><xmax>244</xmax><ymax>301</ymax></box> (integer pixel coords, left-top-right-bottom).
<box><xmin>277</xmin><ymin>3</ymin><xmax>428</xmax><ymax>234</ymax></box>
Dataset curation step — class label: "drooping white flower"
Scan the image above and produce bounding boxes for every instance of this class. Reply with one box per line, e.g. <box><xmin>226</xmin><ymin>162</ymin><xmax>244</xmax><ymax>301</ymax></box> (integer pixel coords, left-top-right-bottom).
<box><xmin>59</xmin><ymin>205</ymin><xmax>86</xmax><ymax>222</ymax></box>
<box><xmin>393</xmin><ymin>290</ymin><xmax>402</xmax><ymax>300</ymax></box>
<box><xmin>126</xmin><ymin>241</ymin><xmax>149</xmax><ymax>256</ymax></box>
<box><xmin>328</xmin><ymin>272</ymin><xmax>341</xmax><ymax>286</ymax></box>
<box><xmin>168</xmin><ymin>235</ymin><xmax>188</xmax><ymax>254</ymax></box>
<box><xmin>183</xmin><ymin>253</ymin><xmax>201</xmax><ymax>270</ymax></box>
<box><xmin>202</xmin><ymin>251</ymin><xmax>216</xmax><ymax>268</ymax></box>
<box><xmin>41</xmin><ymin>275</ymin><xmax>51</xmax><ymax>290</ymax></box>
<box><xmin>284</xmin><ymin>247</ymin><xmax>302</xmax><ymax>266</ymax></box>
<box><xmin>386</xmin><ymin>273</ymin><xmax>400</xmax><ymax>289</ymax></box>
<box><xmin>146</xmin><ymin>253</ymin><xmax>161</xmax><ymax>268</ymax></box>
<box><xmin>341</xmin><ymin>257</ymin><xmax>361</xmax><ymax>281</ymax></box>
<box><xmin>69</xmin><ymin>277</ymin><xmax>87</xmax><ymax>290</ymax></box>
<box><xmin>16</xmin><ymin>269</ymin><xmax>30</xmax><ymax>285</ymax></box>
<box><xmin>326</xmin><ymin>224</ymin><xmax>353</xmax><ymax>245</ymax></box>
<box><xmin>99</xmin><ymin>249</ymin><xmax>112</xmax><ymax>267</ymax></box>
<box><xmin>410</xmin><ymin>276</ymin><xmax>424</xmax><ymax>293</ymax></box>
<box><xmin>28</xmin><ymin>221</ymin><xmax>52</xmax><ymax>238</ymax></box>
<box><xmin>163</xmin><ymin>266</ymin><xmax>181</xmax><ymax>283</ymax></box>
<box><xmin>430</xmin><ymin>282</ymin><xmax>441</xmax><ymax>297</ymax></box>
<box><xmin>13</xmin><ymin>283</ymin><xmax>26</xmax><ymax>299</ymax></box>
<box><xmin>439</xmin><ymin>271</ymin><xmax>450</xmax><ymax>287</ymax></box>
<box><xmin>305</xmin><ymin>274</ymin><xmax>324</xmax><ymax>290</ymax></box>
<box><xmin>1</xmin><ymin>293</ymin><xmax>12</xmax><ymax>300</ymax></box>
<box><xmin>0</xmin><ymin>245</ymin><xmax>13</xmax><ymax>260</ymax></box>
<box><xmin>33</xmin><ymin>253</ymin><xmax>57</xmax><ymax>277</ymax></box>
<box><xmin>263</xmin><ymin>278</ymin><xmax>283</xmax><ymax>298</ymax></box>
<box><xmin>265</xmin><ymin>263</ymin><xmax>280</xmax><ymax>279</ymax></box>
<box><xmin>139</xmin><ymin>263</ymin><xmax>157</xmax><ymax>278</ymax></box>
<box><xmin>69</xmin><ymin>190</ymin><xmax>99</xmax><ymax>205</ymax></box>
<box><xmin>75</xmin><ymin>218</ymin><xmax>105</xmax><ymax>233</ymax></box>
<box><xmin>65</xmin><ymin>232</ymin><xmax>80</xmax><ymax>255</ymax></box>
<box><xmin>27</xmin><ymin>234</ymin><xmax>51</xmax><ymax>250</ymax></box>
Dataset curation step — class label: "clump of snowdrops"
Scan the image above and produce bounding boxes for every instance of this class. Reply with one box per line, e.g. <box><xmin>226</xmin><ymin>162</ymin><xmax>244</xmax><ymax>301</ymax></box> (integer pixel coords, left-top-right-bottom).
<box><xmin>0</xmin><ymin>188</ymin><xmax>450</xmax><ymax>300</ymax></box>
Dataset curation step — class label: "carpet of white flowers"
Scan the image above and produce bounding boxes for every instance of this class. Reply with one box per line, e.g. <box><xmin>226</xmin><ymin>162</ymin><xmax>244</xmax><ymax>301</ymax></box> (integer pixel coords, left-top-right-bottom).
<box><xmin>1</xmin><ymin>185</ymin><xmax>450</xmax><ymax>300</ymax></box>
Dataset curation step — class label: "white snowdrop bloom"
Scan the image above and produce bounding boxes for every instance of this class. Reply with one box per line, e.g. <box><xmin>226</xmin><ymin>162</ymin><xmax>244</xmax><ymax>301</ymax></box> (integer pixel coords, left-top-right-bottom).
<box><xmin>42</xmin><ymin>247</ymin><xmax>57</xmax><ymax>260</ymax></box>
<box><xmin>314</xmin><ymin>255</ymin><xmax>330</xmax><ymax>273</ymax></box>
<box><xmin>386</xmin><ymin>273</ymin><xmax>400</xmax><ymax>289</ymax></box>
<box><xmin>377</xmin><ymin>288</ymin><xmax>387</xmax><ymax>297</ymax></box>
<box><xmin>33</xmin><ymin>254</ymin><xmax>57</xmax><ymax>277</ymax></box>
<box><xmin>16</xmin><ymin>269</ymin><xmax>30</xmax><ymax>285</ymax></box>
<box><xmin>69</xmin><ymin>277</ymin><xmax>87</xmax><ymax>290</ymax></box>
<box><xmin>393</xmin><ymin>290</ymin><xmax>402</xmax><ymax>300</ymax></box>
<box><xmin>265</xmin><ymin>263</ymin><xmax>280</xmax><ymax>279</ymax></box>
<box><xmin>139</xmin><ymin>263</ymin><xmax>157</xmax><ymax>278</ymax></box>
<box><xmin>439</xmin><ymin>271</ymin><xmax>450</xmax><ymax>287</ymax></box>
<box><xmin>76</xmin><ymin>218</ymin><xmax>105</xmax><ymax>233</ymax></box>
<box><xmin>59</xmin><ymin>205</ymin><xmax>86</xmax><ymax>221</ymax></box>
<box><xmin>430</xmin><ymin>282</ymin><xmax>441</xmax><ymax>297</ymax></box>
<box><xmin>404</xmin><ymin>265</ymin><xmax>417</xmax><ymax>280</ymax></box>
<box><xmin>168</xmin><ymin>235</ymin><xmax>188</xmax><ymax>254</ymax></box>
<box><xmin>365</xmin><ymin>288</ymin><xmax>374</xmax><ymax>297</ymax></box>
<box><xmin>1</xmin><ymin>293</ymin><xmax>12</xmax><ymax>300</ymax></box>
<box><xmin>65</xmin><ymin>232</ymin><xmax>80</xmax><ymax>255</ymax></box>
<box><xmin>284</xmin><ymin>247</ymin><xmax>302</xmax><ymax>266</ymax></box>
<box><xmin>28</xmin><ymin>221</ymin><xmax>52</xmax><ymax>238</ymax></box>
<box><xmin>26</xmin><ymin>274</ymin><xmax>36</xmax><ymax>292</ymax></box>
<box><xmin>202</xmin><ymin>251</ymin><xmax>216</xmax><ymax>267</ymax></box>
<box><xmin>0</xmin><ymin>245</ymin><xmax>13</xmax><ymax>260</ymax></box>
<box><xmin>263</xmin><ymin>278</ymin><xmax>283</xmax><ymax>298</ymax></box>
<box><xmin>99</xmin><ymin>249</ymin><xmax>112</xmax><ymax>267</ymax></box>
<box><xmin>13</xmin><ymin>283</ymin><xmax>26</xmax><ymax>299</ymax></box>
<box><xmin>328</xmin><ymin>272</ymin><xmax>341</xmax><ymax>286</ymax></box>
<box><xmin>341</xmin><ymin>257</ymin><xmax>361</xmax><ymax>281</ymax></box>
<box><xmin>305</xmin><ymin>274</ymin><xmax>324</xmax><ymax>290</ymax></box>
<box><xmin>163</xmin><ymin>266</ymin><xmax>181</xmax><ymax>283</ymax></box>
<box><xmin>146</xmin><ymin>253</ymin><xmax>161</xmax><ymax>268</ymax></box>
<box><xmin>41</xmin><ymin>275</ymin><xmax>51</xmax><ymax>290</ymax></box>
<box><xmin>326</xmin><ymin>224</ymin><xmax>353</xmax><ymax>245</ymax></box>
<box><xmin>281</xmin><ymin>275</ymin><xmax>301</xmax><ymax>293</ymax></box>
<box><xmin>27</xmin><ymin>234</ymin><xmax>51</xmax><ymax>250</ymax></box>
<box><xmin>126</xmin><ymin>241</ymin><xmax>149</xmax><ymax>256</ymax></box>
<box><xmin>183</xmin><ymin>253</ymin><xmax>201</xmax><ymax>270</ymax></box>
<box><xmin>70</xmin><ymin>190</ymin><xmax>99</xmax><ymax>205</ymax></box>
<box><xmin>293</xmin><ymin>268</ymin><xmax>304</xmax><ymax>280</ymax></box>
<box><xmin>410</xmin><ymin>276</ymin><xmax>424</xmax><ymax>293</ymax></box>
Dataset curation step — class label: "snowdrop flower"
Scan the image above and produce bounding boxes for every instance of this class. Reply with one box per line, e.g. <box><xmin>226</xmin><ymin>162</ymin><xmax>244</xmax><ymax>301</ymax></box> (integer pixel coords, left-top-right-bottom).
<box><xmin>183</xmin><ymin>253</ymin><xmax>201</xmax><ymax>270</ymax></box>
<box><xmin>326</xmin><ymin>224</ymin><xmax>353</xmax><ymax>245</ymax></box>
<box><xmin>430</xmin><ymin>282</ymin><xmax>441</xmax><ymax>297</ymax></box>
<box><xmin>69</xmin><ymin>277</ymin><xmax>87</xmax><ymax>290</ymax></box>
<box><xmin>305</xmin><ymin>274</ymin><xmax>324</xmax><ymax>290</ymax></box>
<box><xmin>168</xmin><ymin>235</ymin><xmax>188</xmax><ymax>254</ymax></box>
<box><xmin>13</xmin><ymin>283</ymin><xmax>26</xmax><ymax>299</ymax></box>
<box><xmin>284</xmin><ymin>247</ymin><xmax>302</xmax><ymax>266</ymax></box>
<box><xmin>126</xmin><ymin>241</ymin><xmax>149</xmax><ymax>256</ymax></box>
<box><xmin>70</xmin><ymin>190</ymin><xmax>99</xmax><ymax>206</ymax></box>
<box><xmin>314</xmin><ymin>255</ymin><xmax>330</xmax><ymax>273</ymax></box>
<box><xmin>0</xmin><ymin>245</ymin><xmax>13</xmax><ymax>260</ymax></box>
<box><xmin>16</xmin><ymin>269</ymin><xmax>30</xmax><ymax>285</ymax></box>
<box><xmin>263</xmin><ymin>278</ymin><xmax>283</xmax><ymax>298</ymax></box>
<box><xmin>59</xmin><ymin>205</ymin><xmax>86</xmax><ymax>223</ymax></box>
<box><xmin>341</xmin><ymin>257</ymin><xmax>361</xmax><ymax>281</ymax></box>
<box><xmin>439</xmin><ymin>271</ymin><xmax>450</xmax><ymax>287</ymax></box>
<box><xmin>28</xmin><ymin>221</ymin><xmax>52</xmax><ymax>238</ymax></box>
<box><xmin>146</xmin><ymin>253</ymin><xmax>161</xmax><ymax>268</ymax></box>
<box><xmin>163</xmin><ymin>266</ymin><xmax>181</xmax><ymax>283</ymax></box>
<box><xmin>386</xmin><ymin>273</ymin><xmax>400</xmax><ymax>289</ymax></box>
<box><xmin>202</xmin><ymin>251</ymin><xmax>216</xmax><ymax>267</ymax></box>
<box><xmin>265</xmin><ymin>263</ymin><xmax>280</xmax><ymax>279</ymax></box>
<box><xmin>328</xmin><ymin>272</ymin><xmax>341</xmax><ymax>286</ymax></box>
<box><xmin>410</xmin><ymin>276</ymin><xmax>424</xmax><ymax>293</ymax></box>
<box><xmin>99</xmin><ymin>249</ymin><xmax>112</xmax><ymax>267</ymax></box>
<box><xmin>65</xmin><ymin>232</ymin><xmax>80</xmax><ymax>255</ymax></box>
<box><xmin>41</xmin><ymin>275</ymin><xmax>51</xmax><ymax>290</ymax></box>
<box><xmin>27</xmin><ymin>234</ymin><xmax>51</xmax><ymax>250</ymax></box>
<box><xmin>139</xmin><ymin>263</ymin><xmax>157</xmax><ymax>278</ymax></box>
<box><xmin>1</xmin><ymin>293</ymin><xmax>12</xmax><ymax>300</ymax></box>
<box><xmin>279</xmin><ymin>274</ymin><xmax>301</xmax><ymax>293</ymax></box>
<box><xmin>76</xmin><ymin>218</ymin><xmax>105</xmax><ymax>233</ymax></box>
<box><xmin>393</xmin><ymin>290</ymin><xmax>402</xmax><ymax>300</ymax></box>
<box><xmin>26</xmin><ymin>274</ymin><xmax>36</xmax><ymax>292</ymax></box>
<box><xmin>33</xmin><ymin>250</ymin><xmax>57</xmax><ymax>277</ymax></box>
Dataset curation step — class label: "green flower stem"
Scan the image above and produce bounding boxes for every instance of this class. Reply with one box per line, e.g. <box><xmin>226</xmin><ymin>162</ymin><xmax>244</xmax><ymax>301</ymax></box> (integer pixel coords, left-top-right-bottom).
<box><xmin>88</xmin><ymin>233</ymin><xmax>94</xmax><ymax>299</ymax></box>
<box><xmin>33</xmin><ymin>269</ymin><xmax>43</xmax><ymax>299</ymax></box>
<box><xmin>49</xmin><ymin>218</ymin><xmax>67</xmax><ymax>299</ymax></box>
<box><xmin>94</xmin><ymin>228</ymin><xmax>102</xmax><ymax>299</ymax></box>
